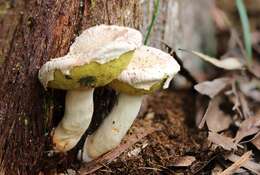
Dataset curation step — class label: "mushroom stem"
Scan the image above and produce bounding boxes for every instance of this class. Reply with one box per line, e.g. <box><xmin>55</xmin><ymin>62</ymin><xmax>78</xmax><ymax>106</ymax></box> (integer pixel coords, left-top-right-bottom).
<box><xmin>81</xmin><ymin>93</ymin><xmax>143</xmax><ymax>161</ymax></box>
<box><xmin>53</xmin><ymin>88</ymin><xmax>94</xmax><ymax>152</ymax></box>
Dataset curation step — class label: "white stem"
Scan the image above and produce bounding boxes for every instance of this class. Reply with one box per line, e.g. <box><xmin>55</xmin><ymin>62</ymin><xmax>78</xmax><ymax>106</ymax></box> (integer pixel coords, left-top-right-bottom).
<box><xmin>53</xmin><ymin>88</ymin><xmax>94</xmax><ymax>152</ymax></box>
<box><xmin>81</xmin><ymin>93</ymin><xmax>143</xmax><ymax>161</ymax></box>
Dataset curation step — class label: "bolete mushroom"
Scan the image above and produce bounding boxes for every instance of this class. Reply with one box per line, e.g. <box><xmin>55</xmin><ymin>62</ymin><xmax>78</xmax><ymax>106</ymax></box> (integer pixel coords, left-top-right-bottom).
<box><xmin>81</xmin><ymin>46</ymin><xmax>180</xmax><ymax>161</ymax></box>
<box><xmin>38</xmin><ymin>25</ymin><xmax>142</xmax><ymax>152</ymax></box>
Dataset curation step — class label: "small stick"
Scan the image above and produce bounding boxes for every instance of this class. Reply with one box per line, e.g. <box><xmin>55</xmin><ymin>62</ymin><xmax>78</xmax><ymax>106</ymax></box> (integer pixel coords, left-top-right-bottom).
<box><xmin>220</xmin><ymin>151</ymin><xmax>252</xmax><ymax>175</ymax></box>
<box><xmin>79</xmin><ymin>127</ymin><xmax>158</xmax><ymax>175</ymax></box>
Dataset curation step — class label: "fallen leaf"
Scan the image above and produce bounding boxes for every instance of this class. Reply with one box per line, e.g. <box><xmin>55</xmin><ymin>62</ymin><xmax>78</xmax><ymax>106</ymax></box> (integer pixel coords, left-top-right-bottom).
<box><xmin>208</xmin><ymin>132</ymin><xmax>237</xmax><ymax>151</ymax></box>
<box><xmin>225</xmin><ymin>152</ymin><xmax>260</xmax><ymax>174</ymax></box>
<box><xmin>240</xmin><ymin>78</ymin><xmax>260</xmax><ymax>102</ymax></box>
<box><xmin>234</xmin><ymin>111</ymin><xmax>260</xmax><ymax>144</ymax></box>
<box><xmin>251</xmin><ymin>133</ymin><xmax>260</xmax><ymax>150</ymax></box>
<box><xmin>200</xmin><ymin>96</ymin><xmax>232</xmax><ymax>132</ymax></box>
<box><xmin>220</xmin><ymin>151</ymin><xmax>253</xmax><ymax>175</ymax></box>
<box><xmin>194</xmin><ymin>78</ymin><xmax>231</xmax><ymax>98</ymax></box>
<box><xmin>171</xmin><ymin>156</ymin><xmax>196</xmax><ymax>167</ymax></box>
<box><xmin>180</xmin><ymin>49</ymin><xmax>244</xmax><ymax>70</ymax></box>
<box><xmin>248</xmin><ymin>56</ymin><xmax>260</xmax><ymax>78</ymax></box>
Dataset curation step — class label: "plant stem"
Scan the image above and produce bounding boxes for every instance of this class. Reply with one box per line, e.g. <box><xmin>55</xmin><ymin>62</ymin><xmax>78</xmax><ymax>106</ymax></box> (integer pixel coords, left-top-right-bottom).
<box><xmin>144</xmin><ymin>0</ymin><xmax>159</xmax><ymax>45</ymax></box>
<box><xmin>236</xmin><ymin>0</ymin><xmax>252</xmax><ymax>66</ymax></box>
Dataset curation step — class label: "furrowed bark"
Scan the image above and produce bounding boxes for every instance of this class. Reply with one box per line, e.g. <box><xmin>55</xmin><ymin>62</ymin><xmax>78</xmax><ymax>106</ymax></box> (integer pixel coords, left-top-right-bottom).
<box><xmin>0</xmin><ymin>0</ymin><xmax>141</xmax><ymax>174</ymax></box>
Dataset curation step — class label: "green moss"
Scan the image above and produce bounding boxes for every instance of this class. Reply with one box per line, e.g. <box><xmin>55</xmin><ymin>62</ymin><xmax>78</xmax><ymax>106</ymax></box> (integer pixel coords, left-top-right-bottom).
<box><xmin>47</xmin><ymin>51</ymin><xmax>134</xmax><ymax>90</ymax></box>
<box><xmin>109</xmin><ymin>78</ymin><xmax>167</xmax><ymax>95</ymax></box>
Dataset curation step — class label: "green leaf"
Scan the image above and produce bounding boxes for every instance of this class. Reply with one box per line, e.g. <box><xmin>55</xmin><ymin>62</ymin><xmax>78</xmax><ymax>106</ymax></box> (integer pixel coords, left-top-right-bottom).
<box><xmin>236</xmin><ymin>0</ymin><xmax>253</xmax><ymax>66</ymax></box>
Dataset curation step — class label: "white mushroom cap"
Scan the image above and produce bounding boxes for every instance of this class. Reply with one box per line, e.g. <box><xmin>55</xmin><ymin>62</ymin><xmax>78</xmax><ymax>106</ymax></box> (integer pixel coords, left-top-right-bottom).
<box><xmin>69</xmin><ymin>25</ymin><xmax>142</xmax><ymax>62</ymax></box>
<box><xmin>38</xmin><ymin>25</ymin><xmax>142</xmax><ymax>88</ymax></box>
<box><xmin>116</xmin><ymin>46</ymin><xmax>180</xmax><ymax>90</ymax></box>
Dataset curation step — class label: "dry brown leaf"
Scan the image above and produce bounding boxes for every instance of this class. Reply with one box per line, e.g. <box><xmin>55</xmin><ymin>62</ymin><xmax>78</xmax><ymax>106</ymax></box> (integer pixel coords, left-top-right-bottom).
<box><xmin>234</xmin><ymin>111</ymin><xmax>260</xmax><ymax>144</ymax></box>
<box><xmin>200</xmin><ymin>96</ymin><xmax>232</xmax><ymax>132</ymax></box>
<box><xmin>240</xmin><ymin>79</ymin><xmax>260</xmax><ymax>102</ymax></box>
<box><xmin>206</xmin><ymin>96</ymin><xmax>232</xmax><ymax>132</ymax></box>
<box><xmin>194</xmin><ymin>78</ymin><xmax>231</xmax><ymax>98</ymax></box>
<box><xmin>252</xmin><ymin>133</ymin><xmax>260</xmax><ymax>150</ymax></box>
<box><xmin>226</xmin><ymin>152</ymin><xmax>260</xmax><ymax>174</ymax></box>
<box><xmin>208</xmin><ymin>132</ymin><xmax>237</xmax><ymax>151</ymax></box>
<box><xmin>248</xmin><ymin>58</ymin><xmax>260</xmax><ymax>78</ymax></box>
<box><xmin>220</xmin><ymin>151</ymin><xmax>252</xmax><ymax>175</ymax></box>
<box><xmin>171</xmin><ymin>156</ymin><xmax>196</xmax><ymax>167</ymax></box>
<box><xmin>182</xmin><ymin>50</ymin><xmax>244</xmax><ymax>70</ymax></box>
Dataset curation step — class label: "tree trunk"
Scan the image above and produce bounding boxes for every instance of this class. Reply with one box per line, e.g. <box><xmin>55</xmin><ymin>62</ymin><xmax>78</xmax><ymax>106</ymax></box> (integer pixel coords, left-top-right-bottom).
<box><xmin>0</xmin><ymin>0</ymin><xmax>141</xmax><ymax>175</ymax></box>
<box><xmin>141</xmin><ymin>0</ymin><xmax>216</xmax><ymax>79</ymax></box>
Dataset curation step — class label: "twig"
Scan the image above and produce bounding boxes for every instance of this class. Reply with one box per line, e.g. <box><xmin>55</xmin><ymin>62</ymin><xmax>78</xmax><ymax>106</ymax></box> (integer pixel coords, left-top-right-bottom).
<box><xmin>220</xmin><ymin>151</ymin><xmax>252</xmax><ymax>175</ymax></box>
<box><xmin>226</xmin><ymin>152</ymin><xmax>260</xmax><ymax>174</ymax></box>
<box><xmin>79</xmin><ymin>127</ymin><xmax>158</xmax><ymax>175</ymax></box>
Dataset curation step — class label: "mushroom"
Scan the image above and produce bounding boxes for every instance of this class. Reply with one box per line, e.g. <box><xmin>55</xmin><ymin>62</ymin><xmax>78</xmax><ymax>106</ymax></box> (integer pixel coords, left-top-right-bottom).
<box><xmin>81</xmin><ymin>46</ymin><xmax>180</xmax><ymax>161</ymax></box>
<box><xmin>38</xmin><ymin>25</ymin><xmax>142</xmax><ymax>152</ymax></box>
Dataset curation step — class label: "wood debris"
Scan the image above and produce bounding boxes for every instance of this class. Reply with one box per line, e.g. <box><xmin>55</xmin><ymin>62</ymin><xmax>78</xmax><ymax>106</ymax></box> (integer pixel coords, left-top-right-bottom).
<box><xmin>225</xmin><ymin>152</ymin><xmax>260</xmax><ymax>174</ymax></box>
<box><xmin>220</xmin><ymin>151</ymin><xmax>252</xmax><ymax>175</ymax></box>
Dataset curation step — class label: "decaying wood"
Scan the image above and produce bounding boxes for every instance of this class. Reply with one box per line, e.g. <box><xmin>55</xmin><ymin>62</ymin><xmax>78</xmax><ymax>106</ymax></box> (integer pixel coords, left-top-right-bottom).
<box><xmin>0</xmin><ymin>0</ymin><xmax>141</xmax><ymax>175</ymax></box>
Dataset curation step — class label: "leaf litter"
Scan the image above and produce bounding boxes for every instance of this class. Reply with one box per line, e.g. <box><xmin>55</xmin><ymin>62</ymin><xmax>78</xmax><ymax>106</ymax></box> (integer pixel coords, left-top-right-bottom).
<box><xmin>181</xmin><ymin>8</ymin><xmax>260</xmax><ymax>173</ymax></box>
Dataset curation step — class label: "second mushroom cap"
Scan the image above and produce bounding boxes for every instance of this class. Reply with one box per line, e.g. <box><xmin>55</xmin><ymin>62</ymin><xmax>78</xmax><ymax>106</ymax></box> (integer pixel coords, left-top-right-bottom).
<box><xmin>110</xmin><ymin>46</ymin><xmax>181</xmax><ymax>94</ymax></box>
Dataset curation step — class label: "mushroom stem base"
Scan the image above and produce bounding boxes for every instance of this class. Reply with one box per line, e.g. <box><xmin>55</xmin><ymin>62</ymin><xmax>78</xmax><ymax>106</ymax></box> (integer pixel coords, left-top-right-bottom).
<box><xmin>82</xmin><ymin>93</ymin><xmax>143</xmax><ymax>161</ymax></box>
<box><xmin>53</xmin><ymin>88</ymin><xmax>94</xmax><ymax>152</ymax></box>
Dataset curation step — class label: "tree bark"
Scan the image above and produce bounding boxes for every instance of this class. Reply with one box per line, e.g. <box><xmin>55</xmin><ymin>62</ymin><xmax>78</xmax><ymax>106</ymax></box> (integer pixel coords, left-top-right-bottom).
<box><xmin>141</xmin><ymin>0</ymin><xmax>216</xmax><ymax>79</ymax></box>
<box><xmin>0</xmin><ymin>0</ymin><xmax>141</xmax><ymax>175</ymax></box>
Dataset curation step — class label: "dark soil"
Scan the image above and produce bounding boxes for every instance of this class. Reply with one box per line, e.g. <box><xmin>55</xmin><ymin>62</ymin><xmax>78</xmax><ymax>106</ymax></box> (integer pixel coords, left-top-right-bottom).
<box><xmin>83</xmin><ymin>90</ymin><xmax>216</xmax><ymax>175</ymax></box>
